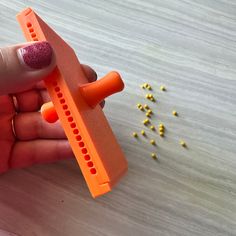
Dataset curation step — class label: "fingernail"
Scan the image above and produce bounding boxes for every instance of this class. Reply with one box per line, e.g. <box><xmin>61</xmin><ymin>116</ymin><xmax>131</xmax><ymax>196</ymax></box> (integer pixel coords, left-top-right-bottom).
<box><xmin>17</xmin><ymin>41</ymin><xmax>53</xmax><ymax>69</ymax></box>
<box><xmin>100</xmin><ymin>100</ymin><xmax>105</xmax><ymax>108</ymax></box>
<box><xmin>94</xmin><ymin>71</ymin><xmax>97</xmax><ymax>79</ymax></box>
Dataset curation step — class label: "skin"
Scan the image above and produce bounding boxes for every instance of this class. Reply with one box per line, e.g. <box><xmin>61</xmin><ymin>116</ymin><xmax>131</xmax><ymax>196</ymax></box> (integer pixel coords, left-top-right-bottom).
<box><xmin>0</xmin><ymin>42</ymin><xmax>99</xmax><ymax>174</ymax></box>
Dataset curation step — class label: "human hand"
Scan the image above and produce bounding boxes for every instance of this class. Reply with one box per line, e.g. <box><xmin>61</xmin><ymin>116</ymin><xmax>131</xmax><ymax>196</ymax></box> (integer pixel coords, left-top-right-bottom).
<box><xmin>0</xmin><ymin>41</ymin><xmax>98</xmax><ymax>173</ymax></box>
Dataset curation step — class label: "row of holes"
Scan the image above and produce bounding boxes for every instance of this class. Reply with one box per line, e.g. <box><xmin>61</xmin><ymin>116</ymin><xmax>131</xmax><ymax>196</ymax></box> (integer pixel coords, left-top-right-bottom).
<box><xmin>27</xmin><ymin>22</ymin><xmax>38</xmax><ymax>41</ymax></box>
<box><xmin>26</xmin><ymin>22</ymin><xmax>96</xmax><ymax>175</ymax></box>
<box><xmin>53</xmin><ymin>83</ymin><xmax>97</xmax><ymax>175</ymax></box>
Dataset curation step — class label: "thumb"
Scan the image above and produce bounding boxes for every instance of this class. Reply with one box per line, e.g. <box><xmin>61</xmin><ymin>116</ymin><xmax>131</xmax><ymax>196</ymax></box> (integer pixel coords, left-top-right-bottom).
<box><xmin>0</xmin><ymin>41</ymin><xmax>56</xmax><ymax>95</ymax></box>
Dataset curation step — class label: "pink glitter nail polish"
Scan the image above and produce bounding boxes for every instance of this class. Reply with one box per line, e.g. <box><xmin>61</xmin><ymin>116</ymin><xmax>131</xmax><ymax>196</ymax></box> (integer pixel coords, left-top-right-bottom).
<box><xmin>18</xmin><ymin>41</ymin><xmax>53</xmax><ymax>69</ymax></box>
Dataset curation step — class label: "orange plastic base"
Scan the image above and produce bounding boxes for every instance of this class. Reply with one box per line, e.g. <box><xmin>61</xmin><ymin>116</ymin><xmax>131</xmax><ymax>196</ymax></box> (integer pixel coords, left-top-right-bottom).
<box><xmin>17</xmin><ymin>8</ymin><xmax>128</xmax><ymax>198</ymax></box>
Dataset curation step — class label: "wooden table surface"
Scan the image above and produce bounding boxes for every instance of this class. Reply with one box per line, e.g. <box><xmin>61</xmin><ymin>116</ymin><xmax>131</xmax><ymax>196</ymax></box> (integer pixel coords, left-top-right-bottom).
<box><xmin>0</xmin><ymin>0</ymin><xmax>236</xmax><ymax>235</ymax></box>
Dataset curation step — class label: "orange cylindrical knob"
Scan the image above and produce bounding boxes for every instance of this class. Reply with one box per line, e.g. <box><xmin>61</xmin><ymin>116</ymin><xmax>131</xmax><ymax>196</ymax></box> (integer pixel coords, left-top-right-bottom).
<box><xmin>41</xmin><ymin>101</ymin><xmax>59</xmax><ymax>123</ymax></box>
<box><xmin>80</xmin><ymin>71</ymin><xmax>124</xmax><ymax>108</ymax></box>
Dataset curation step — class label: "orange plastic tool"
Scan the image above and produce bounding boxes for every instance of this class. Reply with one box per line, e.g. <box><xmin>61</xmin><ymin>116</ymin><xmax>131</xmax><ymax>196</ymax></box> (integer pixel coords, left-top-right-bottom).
<box><xmin>17</xmin><ymin>8</ymin><xmax>127</xmax><ymax>198</ymax></box>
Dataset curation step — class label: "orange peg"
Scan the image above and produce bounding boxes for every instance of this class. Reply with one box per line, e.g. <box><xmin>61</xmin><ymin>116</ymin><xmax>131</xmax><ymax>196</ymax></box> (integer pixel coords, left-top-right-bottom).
<box><xmin>80</xmin><ymin>71</ymin><xmax>124</xmax><ymax>108</ymax></box>
<box><xmin>41</xmin><ymin>101</ymin><xmax>58</xmax><ymax>123</ymax></box>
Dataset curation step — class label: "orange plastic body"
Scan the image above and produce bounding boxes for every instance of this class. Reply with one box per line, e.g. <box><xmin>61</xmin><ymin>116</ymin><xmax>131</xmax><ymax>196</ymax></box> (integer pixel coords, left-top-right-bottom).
<box><xmin>17</xmin><ymin>8</ymin><xmax>127</xmax><ymax>198</ymax></box>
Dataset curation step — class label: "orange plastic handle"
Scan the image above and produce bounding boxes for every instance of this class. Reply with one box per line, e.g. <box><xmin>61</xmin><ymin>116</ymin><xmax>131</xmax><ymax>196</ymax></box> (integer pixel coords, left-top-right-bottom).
<box><xmin>80</xmin><ymin>71</ymin><xmax>124</xmax><ymax>108</ymax></box>
<box><xmin>17</xmin><ymin>8</ymin><xmax>127</xmax><ymax>198</ymax></box>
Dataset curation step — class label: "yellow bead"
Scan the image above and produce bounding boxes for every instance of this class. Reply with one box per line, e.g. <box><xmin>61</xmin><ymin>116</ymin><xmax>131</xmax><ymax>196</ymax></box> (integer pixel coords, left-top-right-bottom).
<box><xmin>141</xmin><ymin>130</ymin><xmax>146</xmax><ymax>135</ymax></box>
<box><xmin>147</xmin><ymin>109</ymin><xmax>153</xmax><ymax>114</ymax></box>
<box><xmin>133</xmin><ymin>132</ymin><xmax>138</xmax><ymax>138</ymax></box>
<box><xmin>150</xmin><ymin>125</ymin><xmax>155</xmax><ymax>131</ymax></box>
<box><xmin>142</xmin><ymin>119</ymin><xmax>150</xmax><ymax>125</ymax></box>
<box><xmin>159</xmin><ymin>132</ymin><xmax>164</xmax><ymax>137</ymax></box>
<box><xmin>146</xmin><ymin>93</ymin><xmax>154</xmax><ymax>101</ymax></box>
<box><xmin>144</xmin><ymin>104</ymin><xmax>149</xmax><ymax>110</ymax></box>
<box><xmin>151</xmin><ymin>153</ymin><xmax>157</xmax><ymax>159</ymax></box>
<box><xmin>150</xmin><ymin>139</ymin><xmax>156</xmax><ymax>145</ymax></box>
<box><xmin>137</xmin><ymin>103</ymin><xmax>144</xmax><ymax>111</ymax></box>
<box><xmin>160</xmin><ymin>85</ymin><xmax>166</xmax><ymax>91</ymax></box>
<box><xmin>144</xmin><ymin>83</ymin><xmax>148</xmax><ymax>88</ymax></box>
<box><xmin>172</xmin><ymin>110</ymin><xmax>178</xmax><ymax>116</ymax></box>
<box><xmin>180</xmin><ymin>140</ymin><xmax>186</xmax><ymax>147</ymax></box>
<box><xmin>159</xmin><ymin>123</ymin><xmax>164</xmax><ymax>128</ymax></box>
<box><xmin>146</xmin><ymin>112</ymin><xmax>151</xmax><ymax>118</ymax></box>
<box><xmin>159</xmin><ymin>127</ymin><xmax>164</xmax><ymax>132</ymax></box>
<box><xmin>147</xmin><ymin>85</ymin><xmax>152</xmax><ymax>90</ymax></box>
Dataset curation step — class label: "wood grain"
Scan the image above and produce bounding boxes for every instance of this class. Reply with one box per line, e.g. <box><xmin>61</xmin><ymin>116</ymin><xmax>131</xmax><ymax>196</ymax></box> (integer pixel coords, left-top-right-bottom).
<box><xmin>0</xmin><ymin>0</ymin><xmax>236</xmax><ymax>235</ymax></box>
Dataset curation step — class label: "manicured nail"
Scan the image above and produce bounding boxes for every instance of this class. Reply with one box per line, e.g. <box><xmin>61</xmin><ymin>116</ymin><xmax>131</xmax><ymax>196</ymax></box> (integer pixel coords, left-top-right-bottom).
<box><xmin>17</xmin><ymin>41</ymin><xmax>53</xmax><ymax>69</ymax></box>
<box><xmin>100</xmin><ymin>100</ymin><xmax>105</xmax><ymax>108</ymax></box>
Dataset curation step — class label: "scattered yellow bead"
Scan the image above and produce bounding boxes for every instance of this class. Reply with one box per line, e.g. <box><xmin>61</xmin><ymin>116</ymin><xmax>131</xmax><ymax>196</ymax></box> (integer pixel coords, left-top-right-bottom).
<box><xmin>146</xmin><ymin>112</ymin><xmax>151</xmax><ymax>118</ymax></box>
<box><xmin>133</xmin><ymin>132</ymin><xmax>138</xmax><ymax>138</ymax></box>
<box><xmin>150</xmin><ymin>97</ymin><xmax>155</xmax><ymax>102</ymax></box>
<box><xmin>150</xmin><ymin>139</ymin><xmax>156</xmax><ymax>145</ymax></box>
<box><xmin>147</xmin><ymin>109</ymin><xmax>153</xmax><ymax>114</ymax></box>
<box><xmin>143</xmin><ymin>119</ymin><xmax>150</xmax><ymax>125</ymax></box>
<box><xmin>144</xmin><ymin>83</ymin><xmax>148</xmax><ymax>88</ymax></box>
<box><xmin>144</xmin><ymin>104</ymin><xmax>149</xmax><ymax>110</ymax></box>
<box><xmin>159</xmin><ymin>123</ymin><xmax>164</xmax><ymax>128</ymax></box>
<box><xmin>147</xmin><ymin>85</ymin><xmax>152</xmax><ymax>90</ymax></box>
<box><xmin>159</xmin><ymin>132</ymin><xmax>164</xmax><ymax>137</ymax></box>
<box><xmin>172</xmin><ymin>110</ymin><xmax>178</xmax><ymax>116</ymax></box>
<box><xmin>141</xmin><ymin>130</ymin><xmax>146</xmax><ymax>136</ymax></box>
<box><xmin>159</xmin><ymin>127</ymin><xmax>164</xmax><ymax>132</ymax></box>
<box><xmin>150</xmin><ymin>125</ymin><xmax>155</xmax><ymax>131</ymax></box>
<box><xmin>160</xmin><ymin>85</ymin><xmax>166</xmax><ymax>91</ymax></box>
<box><xmin>151</xmin><ymin>153</ymin><xmax>157</xmax><ymax>159</ymax></box>
<box><xmin>137</xmin><ymin>103</ymin><xmax>141</xmax><ymax>108</ymax></box>
<box><xmin>146</xmin><ymin>94</ymin><xmax>154</xmax><ymax>99</ymax></box>
<box><xmin>137</xmin><ymin>103</ymin><xmax>144</xmax><ymax>111</ymax></box>
<box><xmin>180</xmin><ymin>140</ymin><xmax>186</xmax><ymax>147</ymax></box>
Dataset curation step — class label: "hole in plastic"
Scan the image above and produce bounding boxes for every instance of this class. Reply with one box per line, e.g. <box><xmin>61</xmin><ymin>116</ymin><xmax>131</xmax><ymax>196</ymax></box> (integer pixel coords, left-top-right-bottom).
<box><xmin>68</xmin><ymin>117</ymin><xmax>73</xmax><ymax>122</ymax></box>
<box><xmin>57</xmin><ymin>92</ymin><xmax>63</xmax><ymax>98</ymax></box>
<box><xmin>81</xmin><ymin>148</ymin><xmax>87</xmax><ymax>154</ymax></box>
<box><xmin>70</xmin><ymin>123</ymin><xmax>76</xmax><ymax>128</ymax></box>
<box><xmin>73</xmin><ymin>129</ymin><xmax>79</xmax><ymax>134</ymax></box>
<box><xmin>55</xmin><ymin>87</ymin><xmax>60</xmax><ymax>92</ymax></box>
<box><xmin>79</xmin><ymin>142</ymin><xmax>84</xmax><ymax>147</ymax></box>
<box><xmin>76</xmin><ymin>135</ymin><xmax>82</xmax><ymax>141</ymax></box>
<box><xmin>63</xmin><ymin>104</ymin><xmax>68</xmax><ymax>110</ymax></box>
<box><xmin>84</xmin><ymin>155</ymin><xmax>90</xmax><ymax>161</ymax></box>
<box><xmin>87</xmin><ymin>161</ymin><xmax>93</xmax><ymax>167</ymax></box>
<box><xmin>65</xmin><ymin>111</ymin><xmax>71</xmax><ymax>116</ymax></box>
<box><xmin>90</xmin><ymin>168</ymin><xmax>97</xmax><ymax>175</ymax></box>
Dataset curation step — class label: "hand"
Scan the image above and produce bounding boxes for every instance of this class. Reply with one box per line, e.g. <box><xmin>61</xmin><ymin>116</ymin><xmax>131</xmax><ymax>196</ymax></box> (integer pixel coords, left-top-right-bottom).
<box><xmin>0</xmin><ymin>41</ymin><xmax>98</xmax><ymax>173</ymax></box>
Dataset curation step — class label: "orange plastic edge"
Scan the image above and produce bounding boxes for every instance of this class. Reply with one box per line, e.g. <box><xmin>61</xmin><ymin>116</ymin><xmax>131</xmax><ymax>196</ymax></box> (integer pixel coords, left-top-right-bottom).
<box><xmin>16</xmin><ymin>8</ymin><xmax>128</xmax><ymax>198</ymax></box>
